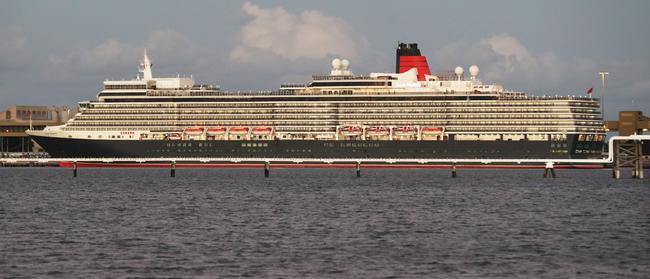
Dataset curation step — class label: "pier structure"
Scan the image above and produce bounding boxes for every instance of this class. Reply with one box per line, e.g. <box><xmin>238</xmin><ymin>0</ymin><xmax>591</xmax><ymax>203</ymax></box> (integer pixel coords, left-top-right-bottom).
<box><xmin>605</xmin><ymin>111</ymin><xmax>649</xmax><ymax>179</ymax></box>
<box><xmin>612</xmin><ymin>140</ymin><xmax>644</xmax><ymax>179</ymax></box>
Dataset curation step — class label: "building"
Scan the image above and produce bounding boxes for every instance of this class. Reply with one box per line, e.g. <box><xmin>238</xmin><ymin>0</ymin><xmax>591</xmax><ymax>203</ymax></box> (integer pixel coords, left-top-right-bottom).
<box><xmin>0</xmin><ymin>105</ymin><xmax>74</xmax><ymax>154</ymax></box>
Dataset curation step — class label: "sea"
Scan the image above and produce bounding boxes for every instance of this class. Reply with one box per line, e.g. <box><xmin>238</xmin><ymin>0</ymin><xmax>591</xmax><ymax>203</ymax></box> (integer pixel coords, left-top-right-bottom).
<box><xmin>0</xmin><ymin>167</ymin><xmax>648</xmax><ymax>278</ymax></box>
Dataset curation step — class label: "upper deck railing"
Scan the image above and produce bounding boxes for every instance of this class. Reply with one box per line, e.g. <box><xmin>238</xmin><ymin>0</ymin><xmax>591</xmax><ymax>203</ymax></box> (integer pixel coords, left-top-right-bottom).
<box><xmin>101</xmin><ymin>89</ymin><xmax>600</xmax><ymax>102</ymax></box>
<box><xmin>311</xmin><ymin>75</ymin><xmax>375</xmax><ymax>80</ymax></box>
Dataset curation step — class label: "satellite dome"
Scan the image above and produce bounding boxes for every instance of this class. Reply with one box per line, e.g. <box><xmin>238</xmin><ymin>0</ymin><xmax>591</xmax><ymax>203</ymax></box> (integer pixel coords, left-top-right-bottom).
<box><xmin>331</xmin><ymin>58</ymin><xmax>342</xmax><ymax>69</ymax></box>
<box><xmin>469</xmin><ymin>65</ymin><xmax>479</xmax><ymax>76</ymax></box>
<box><xmin>454</xmin><ymin>66</ymin><xmax>464</xmax><ymax>76</ymax></box>
<box><xmin>341</xmin><ymin>59</ymin><xmax>350</xmax><ymax>70</ymax></box>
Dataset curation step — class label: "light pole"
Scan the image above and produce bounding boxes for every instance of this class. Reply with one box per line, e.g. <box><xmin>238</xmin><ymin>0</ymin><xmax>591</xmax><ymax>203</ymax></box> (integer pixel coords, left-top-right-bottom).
<box><xmin>599</xmin><ymin>71</ymin><xmax>609</xmax><ymax>120</ymax></box>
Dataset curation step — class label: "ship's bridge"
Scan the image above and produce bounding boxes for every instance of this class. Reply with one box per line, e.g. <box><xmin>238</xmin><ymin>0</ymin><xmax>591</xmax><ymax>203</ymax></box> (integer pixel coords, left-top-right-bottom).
<box><xmin>97</xmin><ymin>50</ymin><xmax>220</xmax><ymax>101</ymax></box>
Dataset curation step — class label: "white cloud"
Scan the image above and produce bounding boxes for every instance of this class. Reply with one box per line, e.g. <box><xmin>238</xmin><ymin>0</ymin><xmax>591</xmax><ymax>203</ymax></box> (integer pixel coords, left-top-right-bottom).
<box><xmin>231</xmin><ymin>2</ymin><xmax>361</xmax><ymax>62</ymax></box>
<box><xmin>430</xmin><ymin>34</ymin><xmax>649</xmax><ymax>117</ymax></box>
<box><xmin>46</xmin><ymin>30</ymin><xmax>209</xmax><ymax>80</ymax></box>
<box><xmin>49</xmin><ymin>39</ymin><xmax>137</xmax><ymax>72</ymax></box>
<box><xmin>431</xmin><ymin>34</ymin><xmax>599</xmax><ymax>90</ymax></box>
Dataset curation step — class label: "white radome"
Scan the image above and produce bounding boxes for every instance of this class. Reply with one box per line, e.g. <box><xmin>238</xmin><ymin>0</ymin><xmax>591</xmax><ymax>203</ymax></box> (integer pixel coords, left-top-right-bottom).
<box><xmin>469</xmin><ymin>65</ymin><xmax>479</xmax><ymax>76</ymax></box>
<box><xmin>454</xmin><ymin>66</ymin><xmax>464</xmax><ymax>76</ymax></box>
<box><xmin>341</xmin><ymin>59</ymin><xmax>350</xmax><ymax>70</ymax></box>
<box><xmin>331</xmin><ymin>58</ymin><xmax>342</xmax><ymax>69</ymax></box>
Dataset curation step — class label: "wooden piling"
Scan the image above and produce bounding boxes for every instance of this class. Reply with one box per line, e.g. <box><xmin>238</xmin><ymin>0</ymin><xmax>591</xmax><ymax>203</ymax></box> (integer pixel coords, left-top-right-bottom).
<box><xmin>544</xmin><ymin>162</ymin><xmax>555</xmax><ymax>178</ymax></box>
<box><xmin>451</xmin><ymin>163</ymin><xmax>457</xmax><ymax>178</ymax></box>
<box><xmin>356</xmin><ymin>162</ymin><xmax>361</xmax><ymax>178</ymax></box>
<box><xmin>170</xmin><ymin>161</ymin><xmax>176</xmax><ymax>177</ymax></box>
<box><xmin>264</xmin><ymin>161</ymin><xmax>270</xmax><ymax>177</ymax></box>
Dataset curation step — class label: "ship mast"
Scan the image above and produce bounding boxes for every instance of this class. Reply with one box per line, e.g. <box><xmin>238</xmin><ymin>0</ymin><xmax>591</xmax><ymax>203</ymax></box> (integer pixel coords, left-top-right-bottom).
<box><xmin>599</xmin><ymin>71</ymin><xmax>609</xmax><ymax>120</ymax></box>
<box><xmin>140</xmin><ymin>49</ymin><xmax>153</xmax><ymax>80</ymax></box>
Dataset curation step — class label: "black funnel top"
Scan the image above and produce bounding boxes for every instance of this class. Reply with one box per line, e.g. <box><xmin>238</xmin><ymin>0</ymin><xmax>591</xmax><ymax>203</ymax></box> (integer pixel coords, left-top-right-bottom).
<box><xmin>396</xmin><ymin>42</ymin><xmax>422</xmax><ymax>73</ymax></box>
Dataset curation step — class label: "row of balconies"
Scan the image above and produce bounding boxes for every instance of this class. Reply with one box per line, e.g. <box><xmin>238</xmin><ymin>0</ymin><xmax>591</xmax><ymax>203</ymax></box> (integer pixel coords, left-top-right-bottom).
<box><xmin>86</xmin><ymin>100</ymin><xmax>600</xmax><ymax>109</ymax></box>
<box><xmin>73</xmin><ymin>114</ymin><xmax>602</xmax><ymax>122</ymax></box>
<box><xmin>80</xmin><ymin>107</ymin><xmax>599</xmax><ymax>115</ymax></box>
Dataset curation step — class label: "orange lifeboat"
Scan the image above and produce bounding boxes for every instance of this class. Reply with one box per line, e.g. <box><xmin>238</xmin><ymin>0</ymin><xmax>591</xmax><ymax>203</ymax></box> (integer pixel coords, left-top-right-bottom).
<box><xmin>366</xmin><ymin>126</ymin><xmax>389</xmax><ymax>135</ymax></box>
<box><xmin>252</xmin><ymin>127</ymin><xmax>273</xmax><ymax>135</ymax></box>
<box><xmin>206</xmin><ymin>127</ymin><xmax>227</xmax><ymax>136</ymax></box>
<box><xmin>393</xmin><ymin>126</ymin><xmax>417</xmax><ymax>136</ymax></box>
<box><xmin>229</xmin><ymin>127</ymin><xmax>249</xmax><ymax>134</ymax></box>
<box><xmin>168</xmin><ymin>133</ymin><xmax>182</xmax><ymax>140</ymax></box>
<box><xmin>340</xmin><ymin>126</ymin><xmax>363</xmax><ymax>136</ymax></box>
<box><xmin>422</xmin><ymin>127</ymin><xmax>444</xmax><ymax>134</ymax></box>
<box><xmin>184</xmin><ymin>127</ymin><xmax>204</xmax><ymax>136</ymax></box>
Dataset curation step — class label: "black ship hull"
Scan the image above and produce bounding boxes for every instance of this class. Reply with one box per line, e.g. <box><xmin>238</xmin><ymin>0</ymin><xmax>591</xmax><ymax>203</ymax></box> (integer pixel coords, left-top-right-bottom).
<box><xmin>31</xmin><ymin>135</ymin><xmax>603</xmax><ymax>159</ymax></box>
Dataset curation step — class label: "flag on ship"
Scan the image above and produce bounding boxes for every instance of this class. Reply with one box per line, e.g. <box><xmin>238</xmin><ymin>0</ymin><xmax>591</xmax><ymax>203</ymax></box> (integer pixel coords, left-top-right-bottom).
<box><xmin>586</xmin><ymin>87</ymin><xmax>593</xmax><ymax>95</ymax></box>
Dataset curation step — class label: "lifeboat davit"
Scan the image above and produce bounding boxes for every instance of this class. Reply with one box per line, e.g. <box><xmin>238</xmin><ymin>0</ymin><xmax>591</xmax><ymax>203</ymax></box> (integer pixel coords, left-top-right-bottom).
<box><xmin>229</xmin><ymin>127</ymin><xmax>249</xmax><ymax>134</ymax></box>
<box><xmin>422</xmin><ymin>127</ymin><xmax>444</xmax><ymax>134</ymax></box>
<box><xmin>340</xmin><ymin>126</ymin><xmax>363</xmax><ymax>136</ymax></box>
<box><xmin>366</xmin><ymin>126</ymin><xmax>389</xmax><ymax>135</ymax></box>
<box><xmin>393</xmin><ymin>126</ymin><xmax>418</xmax><ymax>136</ymax></box>
<box><xmin>184</xmin><ymin>127</ymin><xmax>204</xmax><ymax>136</ymax></box>
<box><xmin>252</xmin><ymin>127</ymin><xmax>273</xmax><ymax>134</ymax></box>
<box><xmin>206</xmin><ymin>127</ymin><xmax>227</xmax><ymax>135</ymax></box>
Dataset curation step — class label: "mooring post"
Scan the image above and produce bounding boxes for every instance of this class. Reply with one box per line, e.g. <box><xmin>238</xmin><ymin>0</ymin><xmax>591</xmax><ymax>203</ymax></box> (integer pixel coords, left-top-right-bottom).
<box><xmin>73</xmin><ymin>161</ymin><xmax>78</xmax><ymax>177</ymax></box>
<box><xmin>451</xmin><ymin>162</ymin><xmax>457</xmax><ymax>178</ymax></box>
<box><xmin>637</xmin><ymin>157</ymin><xmax>644</xmax><ymax>179</ymax></box>
<box><xmin>264</xmin><ymin>161</ymin><xmax>270</xmax><ymax>177</ymax></box>
<box><xmin>356</xmin><ymin>161</ymin><xmax>361</xmax><ymax>178</ymax></box>
<box><xmin>613</xmin><ymin>140</ymin><xmax>621</xmax><ymax>179</ymax></box>
<box><xmin>544</xmin><ymin>162</ymin><xmax>555</xmax><ymax>178</ymax></box>
<box><xmin>638</xmin><ymin>164</ymin><xmax>644</xmax><ymax>179</ymax></box>
<box><xmin>636</xmin><ymin>140</ymin><xmax>644</xmax><ymax>179</ymax></box>
<box><xmin>170</xmin><ymin>161</ymin><xmax>176</xmax><ymax>177</ymax></box>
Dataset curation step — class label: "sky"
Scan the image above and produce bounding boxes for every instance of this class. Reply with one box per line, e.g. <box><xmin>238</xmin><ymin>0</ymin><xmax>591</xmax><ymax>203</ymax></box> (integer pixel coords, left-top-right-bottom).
<box><xmin>1</xmin><ymin>0</ymin><xmax>648</xmax><ymax>119</ymax></box>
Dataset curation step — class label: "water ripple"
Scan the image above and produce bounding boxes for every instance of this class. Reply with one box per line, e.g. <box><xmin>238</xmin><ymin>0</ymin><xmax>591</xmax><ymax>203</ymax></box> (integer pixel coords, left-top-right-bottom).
<box><xmin>0</xmin><ymin>168</ymin><xmax>648</xmax><ymax>278</ymax></box>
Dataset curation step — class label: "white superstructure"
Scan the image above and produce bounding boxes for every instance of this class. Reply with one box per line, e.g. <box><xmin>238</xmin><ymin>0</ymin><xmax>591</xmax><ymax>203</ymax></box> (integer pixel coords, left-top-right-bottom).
<box><xmin>28</xmin><ymin>48</ymin><xmax>605</xmax><ymax>155</ymax></box>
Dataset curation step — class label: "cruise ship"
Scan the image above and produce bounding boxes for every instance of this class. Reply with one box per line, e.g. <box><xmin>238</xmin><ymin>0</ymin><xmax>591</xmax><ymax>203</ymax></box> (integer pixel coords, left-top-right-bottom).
<box><xmin>27</xmin><ymin>43</ymin><xmax>605</xmax><ymax>159</ymax></box>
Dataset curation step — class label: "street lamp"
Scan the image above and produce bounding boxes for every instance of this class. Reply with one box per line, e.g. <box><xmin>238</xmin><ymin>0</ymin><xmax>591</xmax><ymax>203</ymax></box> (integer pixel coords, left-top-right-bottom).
<box><xmin>599</xmin><ymin>71</ymin><xmax>609</xmax><ymax>120</ymax></box>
